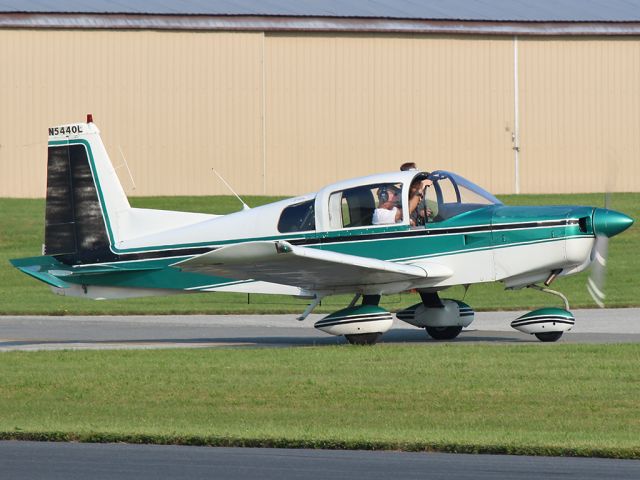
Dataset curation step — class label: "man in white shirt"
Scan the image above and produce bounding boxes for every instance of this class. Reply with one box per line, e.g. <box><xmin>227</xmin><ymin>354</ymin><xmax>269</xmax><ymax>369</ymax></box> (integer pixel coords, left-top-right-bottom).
<box><xmin>373</xmin><ymin>179</ymin><xmax>433</xmax><ymax>225</ymax></box>
<box><xmin>372</xmin><ymin>186</ymin><xmax>402</xmax><ymax>225</ymax></box>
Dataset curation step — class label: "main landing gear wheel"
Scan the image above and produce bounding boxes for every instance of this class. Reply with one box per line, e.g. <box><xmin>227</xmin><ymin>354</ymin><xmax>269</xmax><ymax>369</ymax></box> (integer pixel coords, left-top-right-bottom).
<box><xmin>345</xmin><ymin>333</ymin><xmax>381</xmax><ymax>345</ymax></box>
<box><xmin>534</xmin><ymin>331</ymin><xmax>563</xmax><ymax>342</ymax></box>
<box><xmin>425</xmin><ymin>326</ymin><xmax>463</xmax><ymax>341</ymax></box>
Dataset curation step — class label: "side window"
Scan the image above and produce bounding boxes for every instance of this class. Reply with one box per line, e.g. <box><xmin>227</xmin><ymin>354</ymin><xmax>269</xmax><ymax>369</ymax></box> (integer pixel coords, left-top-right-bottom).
<box><xmin>277</xmin><ymin>200</ymin><xmax>316</xmax><ymax>233</ymax></box>
<box><xmin>328</xmin><ymin>183</ymin><xmax>403</xmax><ymax>229</ymax></box>
<box><xmin>344</xmin><ymin>186</ymin><xmax>377</xmax><ymax>227</ymax></box>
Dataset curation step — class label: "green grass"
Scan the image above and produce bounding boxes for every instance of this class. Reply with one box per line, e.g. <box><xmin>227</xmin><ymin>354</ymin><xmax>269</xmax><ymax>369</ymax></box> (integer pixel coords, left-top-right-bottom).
<box><xmin>1</xmin><ymin>193</ymin><xmax>638</xmax><ymax>314</ymax></box>
<box><xmin>1</xmin><ymin>345</ymin><xmax>638</xmax><ymax>458</ymax></box>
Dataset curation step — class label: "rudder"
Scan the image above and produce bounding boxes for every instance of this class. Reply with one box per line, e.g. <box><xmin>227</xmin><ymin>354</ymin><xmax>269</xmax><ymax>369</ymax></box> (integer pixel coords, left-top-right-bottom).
<box><xmin>45</xmin><ymin>116</ymin><xmax>130</xmax><ymax>264</ymax></box>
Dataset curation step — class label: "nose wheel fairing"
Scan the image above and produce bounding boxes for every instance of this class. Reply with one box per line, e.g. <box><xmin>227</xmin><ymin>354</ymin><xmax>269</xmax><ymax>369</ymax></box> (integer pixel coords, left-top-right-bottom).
<box><xmin>511</xmin><ymin>308</ymin><xmax>574</xmax><ymax>342</ymax></box>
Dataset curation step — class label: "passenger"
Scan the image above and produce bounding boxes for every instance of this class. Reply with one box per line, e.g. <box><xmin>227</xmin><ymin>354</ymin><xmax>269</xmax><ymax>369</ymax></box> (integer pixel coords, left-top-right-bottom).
<box><xmin>409</xmin><ymin>178</ymin><xmax>432</xmax><ymax>226</ymax></box>
<box><xmin>400</xmin><ymin>162</ymin><xmax>418</xmax><ymax>171</ymax></box>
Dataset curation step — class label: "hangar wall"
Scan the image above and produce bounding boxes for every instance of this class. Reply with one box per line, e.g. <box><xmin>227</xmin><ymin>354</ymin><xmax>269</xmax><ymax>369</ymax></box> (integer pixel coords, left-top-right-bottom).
<box><xmin>519</xmin><ymin>37</ymin><xmax>640</xmax><ymax>194</ymax></box>
<box><xmin>0</xmin><ymin>29</ymin><xmax>638</xmax><ymax>197</ymax></box>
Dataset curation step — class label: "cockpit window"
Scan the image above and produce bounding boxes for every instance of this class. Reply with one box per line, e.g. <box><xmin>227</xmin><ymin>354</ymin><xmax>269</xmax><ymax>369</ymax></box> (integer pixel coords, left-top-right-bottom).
<box><xmin>424</xmin><ymin>171</ymin><xmax>501</xmax><ymax>222</ymax></box>
<box><xmin>278</xmin><ymin>199</ymin><xmax>316</xmax><ymax>233</ymax></box>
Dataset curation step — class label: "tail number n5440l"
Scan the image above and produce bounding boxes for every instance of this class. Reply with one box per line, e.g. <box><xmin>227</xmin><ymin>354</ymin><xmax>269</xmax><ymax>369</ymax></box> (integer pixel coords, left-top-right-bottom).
<box><xmin>49</xmin><ymin>125</ymin><xmax>84</xmax><ymax>136</ymax></box>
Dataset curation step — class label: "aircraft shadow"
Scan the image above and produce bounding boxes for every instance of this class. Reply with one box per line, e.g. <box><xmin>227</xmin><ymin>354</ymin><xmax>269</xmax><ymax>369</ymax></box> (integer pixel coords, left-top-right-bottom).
<box><xmin>0</xmin><ymin>329</ymin><xmax>535</xmax><ymax>350</ymax></box>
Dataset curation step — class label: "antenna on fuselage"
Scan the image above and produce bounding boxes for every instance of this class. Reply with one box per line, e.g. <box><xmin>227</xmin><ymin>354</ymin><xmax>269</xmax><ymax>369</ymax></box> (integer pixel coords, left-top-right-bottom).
<box><xmin>211</xmin><ymin>169</ymin><xmax>250</xmax><ymax>210</ymax></box>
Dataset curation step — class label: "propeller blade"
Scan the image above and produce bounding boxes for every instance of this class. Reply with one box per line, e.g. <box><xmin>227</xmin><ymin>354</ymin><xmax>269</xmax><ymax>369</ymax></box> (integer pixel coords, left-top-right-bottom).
<box><xmin>587</xmin><ymin>235</ymin><xmax>608</xmax><ymax>308</ymax></box>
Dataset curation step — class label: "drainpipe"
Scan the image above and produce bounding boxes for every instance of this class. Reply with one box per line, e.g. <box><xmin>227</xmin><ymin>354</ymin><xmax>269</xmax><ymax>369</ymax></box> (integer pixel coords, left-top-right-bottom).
<box><xmin>513</xmin><ymin>35</ymin><xmax>521</xmax><ymax>194</ymax></box>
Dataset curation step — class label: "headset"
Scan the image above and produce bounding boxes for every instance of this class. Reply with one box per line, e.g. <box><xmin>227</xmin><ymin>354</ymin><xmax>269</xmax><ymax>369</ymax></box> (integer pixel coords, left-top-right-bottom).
<box><xmin>378</xmin><ymin>185</ymin><xmax>398</xmax><ymax>204</ymax></box>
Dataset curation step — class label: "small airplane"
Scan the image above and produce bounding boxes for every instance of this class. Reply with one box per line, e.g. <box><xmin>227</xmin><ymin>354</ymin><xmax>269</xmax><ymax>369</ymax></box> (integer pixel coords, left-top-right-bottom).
<box><xmin>11</xmin><ymin>116</ymin><xmax>634</xmax><ymax>344</ymax></box>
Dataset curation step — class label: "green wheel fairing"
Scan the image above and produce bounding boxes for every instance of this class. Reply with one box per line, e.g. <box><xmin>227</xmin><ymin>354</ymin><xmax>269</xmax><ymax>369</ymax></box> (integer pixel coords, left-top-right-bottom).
<box><xmin>511</xmin><ymin>308</ymin><xmax>575</xmax><ymax>341</ymax></box>
<box><xmin>314</xmin><ymin>305</ymin><xmax>394</xmax><ymax>337</ymax></box>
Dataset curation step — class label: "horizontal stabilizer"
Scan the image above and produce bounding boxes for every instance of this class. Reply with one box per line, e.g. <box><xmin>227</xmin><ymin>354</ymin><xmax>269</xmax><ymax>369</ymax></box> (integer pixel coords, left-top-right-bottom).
<box><xmin>10</xmin><ymin>255</ymin><xmax>164</xmax><ymax>289</ymax></box>
<box><xmin>10</xmin><ymin>256</ymin><xmax>71</xmax><ymax>288</ymax></box>
<box><xmin>173</xmin><ymin>241</ymin><xmax>451</xmax><ymax>292</ymax></box>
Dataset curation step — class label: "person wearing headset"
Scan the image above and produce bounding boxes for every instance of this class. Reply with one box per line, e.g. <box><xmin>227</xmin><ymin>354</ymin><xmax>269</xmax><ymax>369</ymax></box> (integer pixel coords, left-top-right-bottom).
<box><xmin>373</xmin><ymin>179</ymin><xmax>431</xmax><ymax>225</ymax></box>
<box><xmin>372</xmin><ymin>185</ymin><xmax>402</xmax><ymax>225</ymax></box>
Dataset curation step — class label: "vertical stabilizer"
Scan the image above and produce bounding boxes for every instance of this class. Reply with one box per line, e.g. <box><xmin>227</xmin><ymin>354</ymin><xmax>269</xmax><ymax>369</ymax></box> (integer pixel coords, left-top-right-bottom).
<box><xmin>45</xmin><ymin>117</ymin><xmax>130</xmax><ymax>264</ymax></box>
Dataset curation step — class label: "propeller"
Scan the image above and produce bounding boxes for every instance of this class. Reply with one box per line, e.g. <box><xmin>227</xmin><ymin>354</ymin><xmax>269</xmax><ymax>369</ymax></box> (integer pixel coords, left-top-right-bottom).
<box><xmin>587</xmin><ymin>200</ymin><xmax>634</xmax><ymax>307</ymax></box>
<box><xmin>585</xmin><ymin>161</ymin><xmax>633</xmax><ymax>308</ymax></box>
<box><xmin>587</xmin><ymin>191</ymin><xmax>610</xmax><ymax>308</ymax></box>
<box><xmin>587</xmin><ymin>191</ymin><xmax>618</xmax><ymax>308</ymax></box>
<box><xmin>587</xmin><ymin>230</ymin><xmax>608</xmax><ymax>308</ymax></box>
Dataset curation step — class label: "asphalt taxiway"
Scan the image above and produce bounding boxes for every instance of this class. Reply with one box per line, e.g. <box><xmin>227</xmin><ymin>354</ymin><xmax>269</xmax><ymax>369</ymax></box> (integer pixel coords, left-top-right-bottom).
<box><xmin>1</xmin><ymin>308</ymin><xmax>639</xmax><ymax>351</ymax></box>
<box><xmin>1</xmin><ymin>442</ymin><xmax>639</xmax><ymax>480</ymax></box>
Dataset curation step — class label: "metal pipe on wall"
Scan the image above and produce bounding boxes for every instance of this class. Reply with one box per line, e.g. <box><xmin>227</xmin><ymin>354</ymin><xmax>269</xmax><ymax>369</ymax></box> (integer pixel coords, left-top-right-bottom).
<box><xmin>513</xmin><ymin>35</ymin><xmax>521</xmax><ymax>194</ymax></box>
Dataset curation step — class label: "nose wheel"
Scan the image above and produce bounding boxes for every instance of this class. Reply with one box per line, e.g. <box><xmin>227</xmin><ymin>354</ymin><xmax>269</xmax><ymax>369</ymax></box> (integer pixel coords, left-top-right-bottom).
<box><xmin>534</xmin><ymin>331</ymin><xmax>564</xmax><ymax>342</ymax></box>
<box><xmin>425</xmin><ymin>326</ymin><xmax>463</xmax><ymax>340</ymax></box>
<box><xmin>345</xmin><ymin>333</ymin><xmax>382</xmax><ymax>345</ymax></box>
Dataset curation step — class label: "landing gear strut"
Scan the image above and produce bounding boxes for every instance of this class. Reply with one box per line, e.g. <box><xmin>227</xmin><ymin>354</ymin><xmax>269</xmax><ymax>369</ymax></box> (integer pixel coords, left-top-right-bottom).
<box><xmin>528</xmin><ymin>285</ymin><xmax>571</xmax><ymax>342</ymax></box>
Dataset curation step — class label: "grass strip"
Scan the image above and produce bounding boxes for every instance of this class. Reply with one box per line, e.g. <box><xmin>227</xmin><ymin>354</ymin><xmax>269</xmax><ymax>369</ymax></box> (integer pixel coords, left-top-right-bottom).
<box><xmin>1</xmin><ymin>344</ymin><xmax>638</xmax><ymax>458</ymax></box>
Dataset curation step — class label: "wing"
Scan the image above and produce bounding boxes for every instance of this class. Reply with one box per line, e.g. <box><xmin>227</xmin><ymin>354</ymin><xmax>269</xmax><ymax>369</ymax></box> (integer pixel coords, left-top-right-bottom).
<box><xmin>172</xmin><ymin>240</ymin><xmax>452</xmax><ymax>292</ymax></box>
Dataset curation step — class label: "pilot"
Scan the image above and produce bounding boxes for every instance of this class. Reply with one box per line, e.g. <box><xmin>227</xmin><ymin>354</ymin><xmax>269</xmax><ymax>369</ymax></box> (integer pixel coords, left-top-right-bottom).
<box><xmin>373</xmin><ymin>180</ymin><xmax>431</xmax><ymax>225</ymax></box>
<box><xmin>373</xmin><ymin>185</ymin><xmax>402</xmax><ymax>225</ymax></box>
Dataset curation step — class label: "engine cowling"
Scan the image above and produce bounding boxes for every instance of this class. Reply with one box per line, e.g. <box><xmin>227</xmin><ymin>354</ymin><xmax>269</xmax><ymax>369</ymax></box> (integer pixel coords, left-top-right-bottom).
<box><xmin>314</xmin><ymin>305</ymin><xmax>394</xmax><ymax>336</ymax></box>
<box><xmin>396</xmin><ymin>299</ymin><xmax>475</xmax><ymax>328</ymax></box>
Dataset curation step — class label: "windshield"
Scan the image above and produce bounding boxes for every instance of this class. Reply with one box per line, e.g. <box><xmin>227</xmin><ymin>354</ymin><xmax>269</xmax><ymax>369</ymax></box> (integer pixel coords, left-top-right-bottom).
<box><xmin>423</xmin><ymin>170</ymin><xmax>501</xmax><ymax>222</ymax></box>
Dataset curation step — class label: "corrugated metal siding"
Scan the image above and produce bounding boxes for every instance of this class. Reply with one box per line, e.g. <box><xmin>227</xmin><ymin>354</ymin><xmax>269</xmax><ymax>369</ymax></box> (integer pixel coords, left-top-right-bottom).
<box><xmin>519</xmin><ymin>36</ymin><xmax>640</xmax><ymax>193</ymax></box>
<box><xmin>264</xmin><ymin>34</ymin><xmax>514</xmax><ymax>195</ymax></box>
<box><xmin>0</xmin><ymin>29</ymin><xmax>265</xmax><ymax>197</ymax></box>
<box><xmin>1</xmin><ymin>29</ymin><xmax>639</xmax><ymax>197</ymax></box>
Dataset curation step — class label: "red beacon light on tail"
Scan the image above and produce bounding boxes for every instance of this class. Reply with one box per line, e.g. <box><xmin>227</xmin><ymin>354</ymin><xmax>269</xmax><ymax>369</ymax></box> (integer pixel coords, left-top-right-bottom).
<box><xmin>87</xmin><ymin>113</ymin><xmax>93</xmax><ymax>124</ymax></box>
